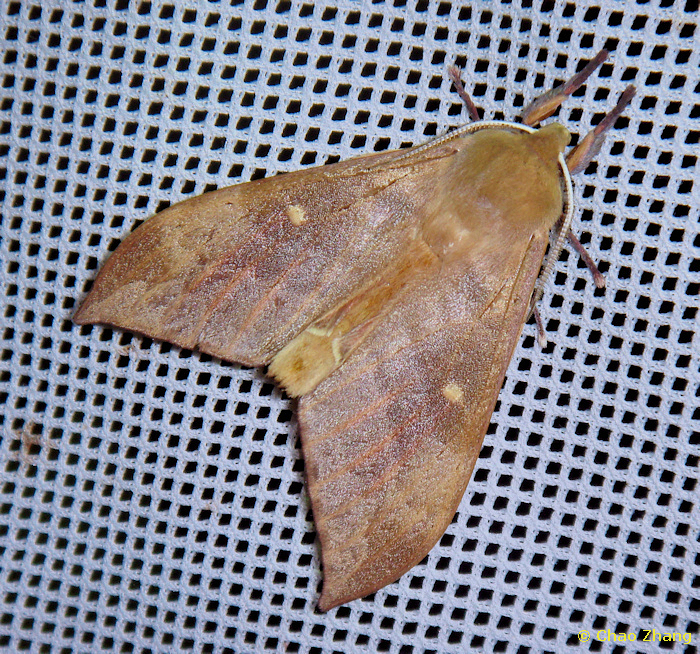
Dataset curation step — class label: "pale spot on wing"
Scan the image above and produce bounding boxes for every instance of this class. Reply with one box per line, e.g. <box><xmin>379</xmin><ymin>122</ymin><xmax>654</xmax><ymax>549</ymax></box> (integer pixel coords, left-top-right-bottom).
<box><xmin>286</xmin><ymin>204</ymin><xmax>307</xmax><ymax>225</ymax></box>
<box><xmin>331</xmin><ymin>338</ymin><xmax>342</xmax><ymax>365</ymax></box>
<box><xmin>306</xmin><ymin>326</ymin><xmax>332</xmax><ymax>337</ymax></box>
<box><xmin>442</xmin><ymin>382</ymin><xmax>464</xmax><ymax>404</ymax></box>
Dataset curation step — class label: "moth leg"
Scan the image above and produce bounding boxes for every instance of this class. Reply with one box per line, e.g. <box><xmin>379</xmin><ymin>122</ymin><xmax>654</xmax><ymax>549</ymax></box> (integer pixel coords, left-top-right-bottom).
<box><xmin>447</xmin><ymin>65</ymin><xmax>480</xmax><ymax>122</ymax></box>
<box><xmin>521</xmin><ymin>49</ymin><xmax>609</xmax><ymax>126</ymax></box>
<box><xmin>533</xmin><ymin>306</ymin><xmax>548</xmax><ymax>348</ymax></box>
<box><xmin>567</xmin><ymin>231</ymin><xmax>605</xmax><ymax>288</ymax></box>
<box><xmin>566</xmin><ymin>85</ymin><xmax>636</xmax><ymax>174</ymax></box>
<box><xmin>563</xmin><ymin>85</ymin><xmax>636</xmax><ymax>285</ymax></box>
<box><xmin>530</xmin><ymin>83</ymin><xmax>635</xmax><ymax>342</ymax></box>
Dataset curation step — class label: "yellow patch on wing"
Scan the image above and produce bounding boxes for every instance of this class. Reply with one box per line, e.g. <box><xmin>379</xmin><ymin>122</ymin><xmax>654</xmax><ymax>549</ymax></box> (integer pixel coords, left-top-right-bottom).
<box><xmin>442</xmin><ymin>383</ymin><xmax>464</xmax><ymax>404</ymax></box>
<box><xmin>269</xmin><ymin>328</ymin><xmax>337</xmax><ymax>397</ymax></box>
<box><xmin>286</xmin><ymin>204</ymin><xmax>307</xmax><ymax>226</ymax></box>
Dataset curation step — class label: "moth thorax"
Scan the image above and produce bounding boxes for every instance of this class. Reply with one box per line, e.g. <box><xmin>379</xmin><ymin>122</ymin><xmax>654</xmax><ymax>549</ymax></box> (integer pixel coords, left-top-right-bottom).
<box><xmin>421</xmin><ymin>125</ymin><xmax>570</xmax><ymax>261</ymax></box>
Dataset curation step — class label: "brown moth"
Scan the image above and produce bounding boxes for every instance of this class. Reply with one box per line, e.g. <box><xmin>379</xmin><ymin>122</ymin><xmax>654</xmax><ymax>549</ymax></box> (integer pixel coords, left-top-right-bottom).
<box><xmin>74</xmin><ymin>51</ymin><xmax>635</xmax><ymax>611</ymax></box>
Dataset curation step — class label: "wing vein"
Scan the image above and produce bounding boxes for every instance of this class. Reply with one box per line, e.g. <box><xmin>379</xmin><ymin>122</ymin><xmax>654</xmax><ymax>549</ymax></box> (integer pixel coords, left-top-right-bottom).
<box><xmin>305</xmin><ymin>379</ymin><xmax>413</xmax><ymax>448</ymax></box>
<box><xmin>311</xmin><ymin>383</ymin><xmax>431</xmax><ymax>490</ymax></box>
<box><xmin>317</xmin><ymin>400</ymin><xmax>453</xmax><ymax>525</ymax></box>
<box><xmin>162</xmin><ymin>220</ymin><xmax>279</xmax><ymax>335</ymax></box>
<box><xmin>266</xmin><ymin>176</ymin><xmax>413</xmax><ymax>346</ymax></box>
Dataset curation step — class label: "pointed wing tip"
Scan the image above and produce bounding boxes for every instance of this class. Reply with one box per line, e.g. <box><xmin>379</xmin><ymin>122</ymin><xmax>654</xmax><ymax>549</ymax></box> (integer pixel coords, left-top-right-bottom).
<box><xmin>316</xmin><ymin>570</ymin><xmax>356</xmax><ymax>612</ymax></box>
<box><xmin>72</xmin><ymin>301</ymin><xmax>92</xmax><ymax>325</ymax></box>
<box><xmin>316</xmin><ymin>593</ymin><xmax>337</xmax><ymax>613</ymax></box>
<box><xmin>73</xmin><ymin>294</ymin><xmax>110</xmax><ymax>327</ymax></box>
<box><xmin>317</xmin><ymin>585</ymin><xmax>371</xmax><ymax>613</ymax></box>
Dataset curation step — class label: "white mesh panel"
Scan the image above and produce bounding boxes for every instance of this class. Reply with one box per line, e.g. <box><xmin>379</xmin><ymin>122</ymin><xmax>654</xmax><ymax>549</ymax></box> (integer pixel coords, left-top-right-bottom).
<box><xmin>1</xmin><ymin>1</ymin><xmax>698</xmax><ymax>653</ymax></box>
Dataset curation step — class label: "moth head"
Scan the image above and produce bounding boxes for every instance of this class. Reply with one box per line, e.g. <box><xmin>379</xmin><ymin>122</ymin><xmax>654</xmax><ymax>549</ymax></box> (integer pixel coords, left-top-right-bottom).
<box><xmin>529</xmin><ymin>122</ymin><xmax>571</xmax><ymax>161</ymax></box>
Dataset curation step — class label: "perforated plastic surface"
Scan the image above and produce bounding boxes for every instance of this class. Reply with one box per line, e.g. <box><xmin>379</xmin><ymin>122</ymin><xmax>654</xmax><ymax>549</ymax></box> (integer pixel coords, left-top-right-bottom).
<box><xmin>1</xmin><ymin>1</ymin><xmax>698</xmax><ymax>653</ymax></box>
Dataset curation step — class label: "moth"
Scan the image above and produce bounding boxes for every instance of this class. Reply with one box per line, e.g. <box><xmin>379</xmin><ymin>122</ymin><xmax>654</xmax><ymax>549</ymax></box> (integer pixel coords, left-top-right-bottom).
<box><xmin>74</xmin><ymin>50</ymin><xmax>635</xmax><ymax>611</ymax></box>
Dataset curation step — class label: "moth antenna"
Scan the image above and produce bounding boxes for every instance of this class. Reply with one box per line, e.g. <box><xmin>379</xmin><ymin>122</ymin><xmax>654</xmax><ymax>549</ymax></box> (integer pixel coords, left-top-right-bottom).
<box><xmin>521</xmin><ymin>49</ymin><xmax>609</xmax><ymax>126</ymax></box>
<box><xmin>528</xmin><ymin>83</ymin><xmax>634</xmax><ymax>324</ymax></box>
<box><xmin>566</xmin><ymin>85</ymin><xmax>636</xmax><ymax>174</ymax></box>
<box><xmin>382</xmin><ymin>67</ymin><xmax>485</xmax><ymax>167</ymax></box>
<box><xmin>380</xmin><ymin>70</ymin><xmax>490</xmax><ymax>169</ymax></box>
<box><xmin>447</xmin><ymin>65</ymin><xmax>481</xmax><ymax>122</ymax></box>
<box><xmin>382</xmin><ymin>120</ymin><xmax>534</xmax><ymax>167</ymax></box>
<box><xmin>528</xmin><ymin>152</ymin><xmax>575</xmax><ymax>316</ymax></box>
